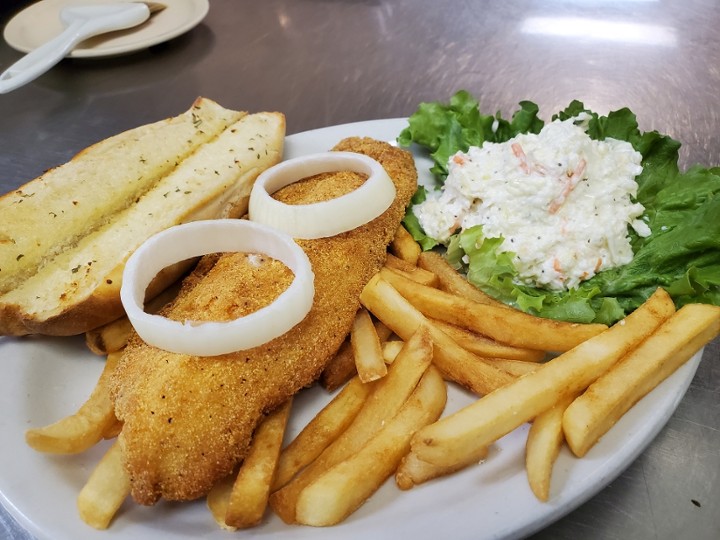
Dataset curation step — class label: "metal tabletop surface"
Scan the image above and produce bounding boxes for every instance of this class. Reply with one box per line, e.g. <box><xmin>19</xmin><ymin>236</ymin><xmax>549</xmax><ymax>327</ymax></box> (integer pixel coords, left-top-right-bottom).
<box><xmin>1</xmin><ymin>1</ymin><xmax>718</xmax><ymax>539</ymax></box>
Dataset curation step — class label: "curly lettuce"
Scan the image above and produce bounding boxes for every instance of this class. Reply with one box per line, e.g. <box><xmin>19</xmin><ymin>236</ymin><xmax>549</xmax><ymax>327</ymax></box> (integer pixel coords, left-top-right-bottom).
<box><xmin>398</xmin><ymin>91</ymin><xmax>720</xmax><ymax>324</ymax></box>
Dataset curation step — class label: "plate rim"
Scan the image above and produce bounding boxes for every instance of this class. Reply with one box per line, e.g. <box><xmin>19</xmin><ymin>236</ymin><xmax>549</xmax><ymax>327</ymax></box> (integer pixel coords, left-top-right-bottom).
<box><xmin>2</xmin><ymin>0</ymin><xmax>210</xmax><ymax>58</ymax></box>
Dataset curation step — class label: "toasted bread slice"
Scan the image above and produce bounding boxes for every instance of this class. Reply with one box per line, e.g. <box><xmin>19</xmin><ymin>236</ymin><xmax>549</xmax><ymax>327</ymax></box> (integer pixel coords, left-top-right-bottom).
<box><xmin>0</xmin><ymin>99</ymin><xmax>285</xmax><ymax>336</ymax></box>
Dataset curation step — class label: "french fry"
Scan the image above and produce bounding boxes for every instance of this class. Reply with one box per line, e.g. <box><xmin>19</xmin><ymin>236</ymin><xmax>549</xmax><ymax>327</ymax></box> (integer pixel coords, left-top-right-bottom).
<box><xmin>410</xmin><ymin>288</ymin><xmax>676</xmax><ymax>467</ymax></box>
<box><xmin>360</xmin><ymin>275</ymin><xmax>515</xmax><ymax>395</ymax></box>
<box><xmin>525</xmin><ymin>395</ymin><xmax>575</xmax><ymax>501</ymax></box>
<box><xmin>206</xmin><ymin>474</ymin><xmax>238</xmax><ymax>531</ymax></box>
<box><xmin>224</xmin><ymin>399</ymin><xmax>293</xmax><ymax>529</ymax></box>
<box><xmin>270</xmin><ymin>325</ymin><xmax>434</xmax><ymax>524</ymax></box>
<box><xmin>273</xmin><ymin>377</ymin><xmax>372</xmax><ymax>491</ymax></box>
<box><xmin>390</xmin><ymin>224</ymin><xmax>421</xmax><ymax>265</ymax></box>
<box><xmin>26</xmin><ymin>352</ymin><xmax>121</xmax><ymax>454</ymax></box>
<box><xmin>563</xmin><ymin>303</ymin><xmax>720</xmax><ymax>457</ymax></box>
<box><xmin>385</xmin><ymin>252</ymin><xmax>419</xmax><ymax>273</ymax></box>
<box><xmin>351</xmin><ymin>308</ymin><xmax>388</xmax><ymax>383</ymax></box>
<box><xmin>418</xmin><ymin>250</ymin><xmax>509</xmax><ymax>309</ymax></box>
<box><xmin>431</xmin><ymin>319</ymin><xmax>546</xmax><ymax>362</ymax></box>
<box><xmin>380</xmin><ymin>267</ymin><xmax>608</xmax><ymax>352</ymax></box>
<box><xmin>295</xmin><ymin>366</ymin><xmax>447</xmax><ymax>526</ymax></box>
<box><xmin>85</xmin><ymin>317</ymin><xmax>133</xmax><ymax>356</ymax></box>
<box><xmin>384</xmin><ymin>265</ymin><xmax>439</xmax><ymax>287</ymax></box>
<box><xmin>319</xmin><ymin>318</ymin><xmax>393</xmax><ymax>391</ymax></box>
<box><xmin>382</xmin><ymin>340</ymin><xmax>405</xmax><ymax>363</ymax></box>
<box><xmin>77</xmin><ymin>441</ymin><xmax>130</xmax><ymax>530</ymax></box>
<box><xmin>483</xmin><ymin>357</ymin><xmax>540</xmax><ymax>377</ymax></box>
<box><xmin>102</xmin><ymin>418</ymin><xmax>123</xmax><ymax>440</ymax></box>
<box><xmin>395</xmin><ymin>443</ymin><xmax>489</xmax><ymax>490</ymax></box>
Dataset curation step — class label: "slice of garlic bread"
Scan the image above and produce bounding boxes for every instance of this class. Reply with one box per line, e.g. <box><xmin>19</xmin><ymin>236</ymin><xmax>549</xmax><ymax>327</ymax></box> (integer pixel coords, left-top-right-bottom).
<box><xmin>0</xmin><ymin>100</ymin><xmax>285</xmax><ymax>336</ymax></box>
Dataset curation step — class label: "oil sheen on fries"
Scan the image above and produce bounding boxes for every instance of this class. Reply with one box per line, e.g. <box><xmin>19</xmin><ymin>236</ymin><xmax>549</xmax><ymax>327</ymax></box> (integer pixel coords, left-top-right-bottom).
<box><xmin>410</xmin><ymin>288</ymin><xmax>676</xmax><ymax>467</ymax></box>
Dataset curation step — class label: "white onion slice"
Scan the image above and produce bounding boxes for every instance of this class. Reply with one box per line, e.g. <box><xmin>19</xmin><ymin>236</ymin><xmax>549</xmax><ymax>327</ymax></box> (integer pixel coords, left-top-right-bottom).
<box><xmin>248</xmin><ymin>151</ymin><xmax>396</xmax><ymax>239</ymax></box>
<box><xmin>120</xmin><ymin>219</ymin><xmax>314</xmax><ymax>356</ymax></box>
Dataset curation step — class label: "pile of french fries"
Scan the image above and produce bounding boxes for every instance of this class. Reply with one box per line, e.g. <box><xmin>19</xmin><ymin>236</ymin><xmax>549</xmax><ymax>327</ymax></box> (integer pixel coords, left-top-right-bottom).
<box><xmin>24</xmin><ymin>224</ymin><xmax>720</xmax><ymax>530</ymax></box>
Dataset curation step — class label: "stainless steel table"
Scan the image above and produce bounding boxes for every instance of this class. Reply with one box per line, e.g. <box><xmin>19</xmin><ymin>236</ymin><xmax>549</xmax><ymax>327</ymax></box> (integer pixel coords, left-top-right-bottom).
<box><xmin>1</xmin><ymin>1</ymin><xmax>718</xmax><ymax>539</ymax></box>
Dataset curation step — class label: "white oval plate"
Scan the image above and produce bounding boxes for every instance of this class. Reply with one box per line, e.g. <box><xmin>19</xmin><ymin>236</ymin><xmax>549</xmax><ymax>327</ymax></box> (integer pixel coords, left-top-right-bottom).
<box><xmin>3</xmin><ymin>0</ymin><xmax>209</xmax><ymax>58</ymax></box>
<box><xmin>0</xmin><ymin>118</ymin><xmax>704</xmax><ymax>540</ymax></box>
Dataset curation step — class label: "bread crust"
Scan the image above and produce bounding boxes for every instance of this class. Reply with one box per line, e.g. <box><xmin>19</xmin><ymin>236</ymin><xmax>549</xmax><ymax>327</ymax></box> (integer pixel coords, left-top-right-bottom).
<box><xmin>0</xmin><ymin>100</ymin><xmax>285</xmax><ymax>336</ymax></box>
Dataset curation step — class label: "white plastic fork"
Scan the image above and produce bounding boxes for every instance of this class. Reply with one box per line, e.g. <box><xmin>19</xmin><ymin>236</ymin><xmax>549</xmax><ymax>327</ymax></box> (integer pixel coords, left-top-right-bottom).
<box><xmin>0</xmin><ymin>2</ymin><xmax>164</xmax><ymax>94</ymax></box>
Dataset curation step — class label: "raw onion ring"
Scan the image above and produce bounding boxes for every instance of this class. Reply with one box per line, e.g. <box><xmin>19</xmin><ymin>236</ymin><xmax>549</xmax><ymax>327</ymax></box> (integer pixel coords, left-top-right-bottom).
<box><xmin>120</xmin><ymin>219</ymin><xmax>314</xmax><ymax>356</ymax></box>
<box><xmin>248</xmin><ymin>151</ymin><xmax>396</xmax><ymax>239</ymax></box>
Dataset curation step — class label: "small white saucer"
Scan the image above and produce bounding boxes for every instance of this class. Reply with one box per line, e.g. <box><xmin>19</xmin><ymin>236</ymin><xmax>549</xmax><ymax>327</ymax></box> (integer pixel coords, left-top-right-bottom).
<box><xmin>3</xmin><ymin>0</ymin><xmax>210</xmax><ymax>58</ymax></box>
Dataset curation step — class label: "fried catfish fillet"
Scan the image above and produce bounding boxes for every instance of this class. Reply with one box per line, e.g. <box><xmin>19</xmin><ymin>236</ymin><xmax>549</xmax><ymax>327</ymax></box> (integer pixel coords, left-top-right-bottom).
<box><xmin>110</xmin><ymin>137</ymin><xmax>417</xmax><ymax>505</ymax></box>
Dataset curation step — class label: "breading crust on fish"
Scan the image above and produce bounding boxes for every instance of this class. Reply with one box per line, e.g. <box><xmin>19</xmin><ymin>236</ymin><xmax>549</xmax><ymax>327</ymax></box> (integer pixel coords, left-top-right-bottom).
<box><xmin>110</xmin><ymin>137</ymin><xmax>418</xmax><ymax>505</ymax></box>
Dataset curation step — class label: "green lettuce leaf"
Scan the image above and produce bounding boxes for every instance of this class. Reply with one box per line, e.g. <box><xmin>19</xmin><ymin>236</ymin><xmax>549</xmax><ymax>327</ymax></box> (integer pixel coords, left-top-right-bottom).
<box><xmin>398</xmin><ymin>91</ymin><xmax>544</xmax><ymax>181</ymax></box>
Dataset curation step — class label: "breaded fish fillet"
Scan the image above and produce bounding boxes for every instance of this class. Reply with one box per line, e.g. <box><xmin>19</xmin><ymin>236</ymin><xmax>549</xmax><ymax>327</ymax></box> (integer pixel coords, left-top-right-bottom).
<box><xmin>110</xmin><ymin>137</ymin><xmax>417</xmax><ymax>505</ymax></box>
